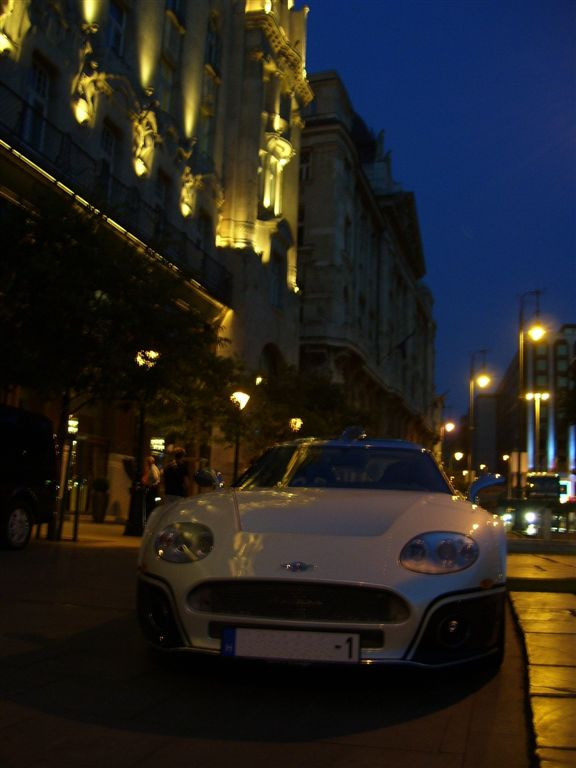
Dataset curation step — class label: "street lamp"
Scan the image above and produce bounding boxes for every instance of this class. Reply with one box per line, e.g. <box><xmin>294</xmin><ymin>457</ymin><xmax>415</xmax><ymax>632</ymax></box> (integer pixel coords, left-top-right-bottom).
<box><xmin>515</xmin><ymin>291</ymin><xmax>546</xmax><ymax>496</ymax></box>
<box><xmin>439</xmin><ymin>421</ymin><xmax>456</xmax><ymax>469</ymax></box>
<box><xmin>230</xmin><ymin>391</ymin><xmax>250</xmax><ymax>482</ymax></box>
<box><xmin>525</xmin><ymin>392</ymin><xmax>550</xmax><ymax>470</ymax></box>
<box><xmin>468</xmin><ymin>350</ymin><xmax>491</xmax><ymax>480</ymax></box>
<box><xmin>125</xmin><ymin>350</ymin><xmax>160</xmax><ymax>536</ymax></box>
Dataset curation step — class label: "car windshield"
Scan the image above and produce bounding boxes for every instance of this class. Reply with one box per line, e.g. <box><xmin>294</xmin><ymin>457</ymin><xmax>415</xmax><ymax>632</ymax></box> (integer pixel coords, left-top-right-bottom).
<box><xmin>235</xmin><ymin>443</ymin><xmax>452</xmax><ymax>493</ymax></box>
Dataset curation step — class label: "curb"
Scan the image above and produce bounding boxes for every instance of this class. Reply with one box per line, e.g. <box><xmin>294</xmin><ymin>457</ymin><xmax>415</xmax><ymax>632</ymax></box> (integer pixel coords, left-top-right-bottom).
<box><xmin>507</xmin><ymin>578</ymin><xmax>576</xmax><ymax>593</ymax></box>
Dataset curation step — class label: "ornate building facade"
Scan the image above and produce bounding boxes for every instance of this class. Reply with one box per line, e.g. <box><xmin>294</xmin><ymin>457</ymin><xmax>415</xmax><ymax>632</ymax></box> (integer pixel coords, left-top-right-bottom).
<box><xmin>0</xmin><ymin>0</ymin><xmax>311</xmax><ymax>509</ymax></box>
<box><xmin>298</xmin><ymin>71</ymin><xmax>436</xmax><ymax>445</ymax></box>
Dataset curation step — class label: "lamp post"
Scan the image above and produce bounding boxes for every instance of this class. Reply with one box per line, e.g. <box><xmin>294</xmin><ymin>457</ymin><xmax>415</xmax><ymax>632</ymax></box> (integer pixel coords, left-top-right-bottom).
<box><xmin>525</xmin><ymin>392</ymin><xmax>550</xmax><ymax>470</ymax></box>
<box><xmin>230</xmin><ymin>391</ymin><xmax>250</xmax><ymax>483</ymax></box>
<box><xmin>439</xmin><ymin>420</ymin><xmax>456</xmax><ymax>469</ymax></box>
<box><xmin>125</xmin><ymin>350</ymin><xmax>160</xmax><ymax>536</ymax></box>
<box><xmin>468</xmin><ymin>350</ymin><xmax>491</xmax><ymax>482</ymax></box>
<box><xmin>515</xmin><ymin>291</ymin><xmax>546</xmax><ymax>496</ymax></box>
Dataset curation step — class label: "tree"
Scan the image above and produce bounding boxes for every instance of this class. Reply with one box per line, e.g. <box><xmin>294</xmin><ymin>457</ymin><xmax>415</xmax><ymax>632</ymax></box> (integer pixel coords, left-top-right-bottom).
<box><xmin>0</xmin><ymin>198</ymin><xmax>230</xmax><ymax>455</ymax></box>
<box><xmin>231</xmin><ymin>365</ymin><xmax>376</xmax><ymax>457</ymax></box>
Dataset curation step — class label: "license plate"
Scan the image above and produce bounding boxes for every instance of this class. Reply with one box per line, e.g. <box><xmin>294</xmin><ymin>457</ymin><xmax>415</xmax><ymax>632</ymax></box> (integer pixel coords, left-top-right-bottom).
<box><xmin>221</xmin><ymin>628</ymin><xmax>360</xmax><ymax>663</ymax></box>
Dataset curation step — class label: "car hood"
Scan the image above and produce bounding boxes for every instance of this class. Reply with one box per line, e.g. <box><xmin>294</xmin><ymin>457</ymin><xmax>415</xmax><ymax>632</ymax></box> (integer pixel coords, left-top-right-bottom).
<box><xmin>233</xmin><ymin>489</ymin><xmax>476</xmax><ymax>536</ymax></box>
<box><xmin>153</xmin><ymin>488</ymin><xmax>481</xmax><ymax>538</ymax></box>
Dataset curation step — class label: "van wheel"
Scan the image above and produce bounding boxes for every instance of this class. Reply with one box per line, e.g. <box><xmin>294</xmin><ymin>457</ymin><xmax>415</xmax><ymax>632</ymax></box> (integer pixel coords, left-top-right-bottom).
<box><xmin>1</xmin><ymin>504</ymin><xmax>33</xmax><ymax>549</ymax></box>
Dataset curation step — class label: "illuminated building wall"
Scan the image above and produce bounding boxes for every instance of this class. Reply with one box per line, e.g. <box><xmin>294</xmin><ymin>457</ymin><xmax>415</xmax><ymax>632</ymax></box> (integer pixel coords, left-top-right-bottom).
<box><xmin>0</xmin><ymin>0</ymin><xmax>311</xmax><ymax>504</ymax></box>
<box><xmin>0</xmin><ymin>0</ymin><xmax>309</xmax><ymax>373</ymax></box>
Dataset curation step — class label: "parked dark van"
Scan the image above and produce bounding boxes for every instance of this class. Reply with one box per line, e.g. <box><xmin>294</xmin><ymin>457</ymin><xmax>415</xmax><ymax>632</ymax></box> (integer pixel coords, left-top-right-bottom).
<box><xmin>0</xmin><ymin>405</ymin><xmax>58</xmax><ymax>549</ymax></box>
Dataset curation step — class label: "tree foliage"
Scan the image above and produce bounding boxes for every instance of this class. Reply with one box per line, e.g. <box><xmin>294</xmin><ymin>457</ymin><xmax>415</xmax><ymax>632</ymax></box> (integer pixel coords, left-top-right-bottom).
<box><xmin>0</xmin><ymin>200</ymin><xmax>230</xmax><ymax>443</ymax></box>
<box><xmin>235</xmin><ymin>365</ymin><xmax>376</xmax><ymax>457</ymax></box>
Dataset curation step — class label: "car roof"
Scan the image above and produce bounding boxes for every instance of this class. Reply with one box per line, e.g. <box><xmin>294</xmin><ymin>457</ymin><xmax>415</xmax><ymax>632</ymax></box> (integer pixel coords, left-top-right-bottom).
<box><xmin>279</xmin><ymin>436</ymin><xmax>425</xmax><ymax>452</ymax></box>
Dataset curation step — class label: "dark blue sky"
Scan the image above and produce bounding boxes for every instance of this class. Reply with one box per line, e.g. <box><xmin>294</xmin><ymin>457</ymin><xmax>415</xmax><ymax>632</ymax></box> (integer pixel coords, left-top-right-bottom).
<box><xmin>302</xmin><ymin>0</ymin><xmax>576</xmax><ymax>418</ymax></box>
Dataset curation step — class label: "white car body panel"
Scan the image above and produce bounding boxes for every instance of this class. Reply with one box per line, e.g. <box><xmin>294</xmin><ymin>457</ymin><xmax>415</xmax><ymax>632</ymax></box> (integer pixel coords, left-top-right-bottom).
<box><xmin>138</xmin><ymin>484</ymin><xmax>507</xmax><ymax>664</ymax></box>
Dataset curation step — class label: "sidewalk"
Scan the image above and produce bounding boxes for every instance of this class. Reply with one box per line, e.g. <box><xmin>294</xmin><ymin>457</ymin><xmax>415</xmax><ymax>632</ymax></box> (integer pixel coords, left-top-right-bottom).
<box><xmin>506</xmin><ymin>536</ymin><xmax>576</xmax><ymax>768</ymax></box>
<box><xmin>54</xmin><ymin>518</ymin><xmax>575</xmax><ymax>768</ymax></box>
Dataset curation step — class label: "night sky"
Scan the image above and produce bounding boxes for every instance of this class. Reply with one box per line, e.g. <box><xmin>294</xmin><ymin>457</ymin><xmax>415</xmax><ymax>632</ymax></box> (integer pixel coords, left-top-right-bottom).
<box><xmin>301</xmin><ymin>0</ymin><xmax>576</xmax><ymax>418</ymax></box>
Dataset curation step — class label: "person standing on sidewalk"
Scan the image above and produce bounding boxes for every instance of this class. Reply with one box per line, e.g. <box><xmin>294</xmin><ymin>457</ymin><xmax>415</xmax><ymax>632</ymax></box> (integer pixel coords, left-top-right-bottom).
<box><xmin>162</xmin><ymin>448</ymin><xmax>189</xmax><ymax>497</ymax></box>
<box><xmin>141</xmin><ymin>455</ymin><xmax>161</xmax><ymax>516</ymax></box>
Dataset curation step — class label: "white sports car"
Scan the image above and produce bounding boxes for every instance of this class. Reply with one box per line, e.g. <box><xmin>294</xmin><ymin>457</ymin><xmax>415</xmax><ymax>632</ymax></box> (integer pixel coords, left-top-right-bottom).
<box><xmin>137</xmin><ymin>431</ymin><xmax>507</xmax><ymax>668</ymax></box>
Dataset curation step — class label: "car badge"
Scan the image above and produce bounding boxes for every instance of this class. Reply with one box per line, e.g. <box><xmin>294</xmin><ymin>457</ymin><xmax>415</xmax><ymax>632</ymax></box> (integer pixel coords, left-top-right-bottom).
<box><xmin>280</xmin><ymin>561</ymin><xmax>316</xmax><ymax>572</ymax></box>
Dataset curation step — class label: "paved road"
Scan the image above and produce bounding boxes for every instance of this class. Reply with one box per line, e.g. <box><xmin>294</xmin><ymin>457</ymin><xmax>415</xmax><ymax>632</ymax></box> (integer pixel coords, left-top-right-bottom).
<box><xmin>0</xmin><ymin>532</ymin><xmax>535</xmax><ymax>768</ymax></box>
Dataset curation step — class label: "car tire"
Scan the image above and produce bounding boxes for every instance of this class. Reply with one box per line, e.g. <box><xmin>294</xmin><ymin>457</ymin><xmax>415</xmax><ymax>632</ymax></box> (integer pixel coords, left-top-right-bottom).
<box><xmin>1</xmin><ymin>503</ymin><xmax>33</xmax><ymax>550</ymax></box>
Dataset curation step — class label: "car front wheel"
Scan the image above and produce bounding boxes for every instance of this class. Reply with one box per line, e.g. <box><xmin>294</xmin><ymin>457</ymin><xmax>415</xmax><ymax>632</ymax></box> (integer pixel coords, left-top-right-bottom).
<box><xmin>1</xmin><ymin>504</ymin><xmax>33</xmax><ymax>549</ymax></box>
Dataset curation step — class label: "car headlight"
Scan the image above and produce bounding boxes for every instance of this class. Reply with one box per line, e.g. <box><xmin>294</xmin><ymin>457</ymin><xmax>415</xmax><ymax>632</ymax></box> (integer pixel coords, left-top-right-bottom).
<box><xmin>400</xmin><ymin>532</ymin><xmax>478</xmax><ymax>574</ymax></box>
<box><xmin>154</xmin><ymin>522</ymin><xmax>214</xmax><ymax>563</ymax></box>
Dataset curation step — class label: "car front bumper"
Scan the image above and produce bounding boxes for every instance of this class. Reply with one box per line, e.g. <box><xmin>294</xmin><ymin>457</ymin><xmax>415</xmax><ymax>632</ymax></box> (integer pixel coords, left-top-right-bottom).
<box><xmin>137</xmin><ymin>574</ymin><xmax>506</xmax><ymax>668</ymax></box>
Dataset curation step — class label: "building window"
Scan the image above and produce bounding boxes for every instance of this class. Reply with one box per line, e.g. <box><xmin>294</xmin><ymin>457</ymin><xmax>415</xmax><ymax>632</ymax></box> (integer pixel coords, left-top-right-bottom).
<box><xmin>197</xmin><ymin>211</ymin><xmax>214</xmax><ymax>255</ymax></box>
<box><xmin>344</xmin><ymin>216</ymin><xmax>352</xmax><ymax>254</ymax></box>
<box><xmin>270</xmin><ymin>253</ymin><xmax>284</xmax><ymax>309</ymax></box>
<box><xmin>22</xmin><ymin>58</ymin><xmax>52</xmax><ymax>151</ymax></box>
<box><xmin>166</xmin><ymin>0</ymin><xmax>183</xmax><ymax>21</ymax></box>
<box><xmin>107</xmin><ymin>1</ymin><xmax>126</xmax><ymax>56</ymax></box>
<box><xmin>158</xmin><ymin>57</ymin><xmax>175</xmax><ymax>112</ymax></box>
<box><xmin>299</xmin><ymin>150</ymin><xmax>311</xmax><ymax>182</ymax></box>
<box><xmin>155</xmin><ymin>170</ymin><xmax>172</xmax><ymax>209</ymax></box>
<box><xmin>205</xmin><ymin>12</ymin><xmax>221</xmax><ymax>75</ymax></box>
<box><xmin>198</xmin><ymin>14</ymin><xmax>221</xmax><ymax>160</ymax></box>
<box><xmin>297</xmin><ymin>204</ymin><xmax>305</xmax><ymax>246</ymax></box>
<box><xmin>100</xmin><ymin>121</ymin><xmax>121</xmax><ymax>201</ymax></box>
<box><xmin>163</xmin><ymin>10</ymin><xmax>182</xmax><ymax>64</ymax></box>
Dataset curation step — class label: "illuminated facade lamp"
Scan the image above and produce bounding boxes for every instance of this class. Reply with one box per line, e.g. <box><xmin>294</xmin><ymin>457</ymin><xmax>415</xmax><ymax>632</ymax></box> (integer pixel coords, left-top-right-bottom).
<box><xmin>73</xmin><ymin>95</ymin><xmax>91</xmax><ymax>125</ymax></box>
<box><xmin>0</xmin><ymin>32</ymin><xmax>13</xmax><ymax>54</ymax></box>
<box><xmin>134</xmin><ymin>155</ymin><xmax>149</xmax><ymax>177</ymax></box>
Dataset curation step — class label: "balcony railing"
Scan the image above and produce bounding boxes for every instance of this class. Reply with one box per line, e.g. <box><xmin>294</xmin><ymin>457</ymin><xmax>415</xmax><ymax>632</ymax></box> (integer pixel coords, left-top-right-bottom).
<box><xmin>0</xmin><ymin>81</ymin><xmax>232</xmax><ymax>306</ymax></box>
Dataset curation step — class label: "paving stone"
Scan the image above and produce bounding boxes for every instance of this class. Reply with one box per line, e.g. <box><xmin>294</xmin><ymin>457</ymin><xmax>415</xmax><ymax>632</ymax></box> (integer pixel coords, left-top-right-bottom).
<box><xmin>531</xmin><ymin>697</ymin><xmax>576</xmax><ymax>749</ymax></box>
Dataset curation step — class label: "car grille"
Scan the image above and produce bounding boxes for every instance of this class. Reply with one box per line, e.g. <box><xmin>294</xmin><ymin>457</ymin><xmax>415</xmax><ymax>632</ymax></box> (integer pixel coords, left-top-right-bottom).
<box><xmin>188</xmin><ymin>580</ymin><xmax>410</xmax><ymax>623</ymax></box>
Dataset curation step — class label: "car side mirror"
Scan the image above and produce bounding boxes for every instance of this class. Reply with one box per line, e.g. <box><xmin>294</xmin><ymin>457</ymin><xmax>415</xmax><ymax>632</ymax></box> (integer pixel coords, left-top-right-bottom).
<box><xmin>194</xmin><ymin>468</ymin><xmax>223</xmax><ymax>489</ymax></box>
<box><xmin>468</xmin><ymin>474</ymin><xmax>506</xmax><ymax>504</ymax></box>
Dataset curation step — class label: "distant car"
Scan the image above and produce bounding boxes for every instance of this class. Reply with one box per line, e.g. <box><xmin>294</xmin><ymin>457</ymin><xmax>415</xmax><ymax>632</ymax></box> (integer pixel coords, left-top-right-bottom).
<box><xmin>0</xmin><ymin>406</ymin><xmax>58</xmax><ymax>549</ymax></box>
<box><xmin>137</xmin><ymin>431</ymin><xmax>507</xmax><ymax>669</ymax></box>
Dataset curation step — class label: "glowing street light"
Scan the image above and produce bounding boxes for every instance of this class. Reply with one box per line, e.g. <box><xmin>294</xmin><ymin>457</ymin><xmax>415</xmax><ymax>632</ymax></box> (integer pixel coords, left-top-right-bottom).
<box><xmin>231</xmin><ymin>391</ymin><xmax>250</xmax><ymax>482</ymax></box>
<box><xmin>515</xmin><ymin>290</ymin><xmax>546</xmax><ymax>496</ymax></box>
<box><xmin>125</xmin><ymin>350</ymin><xmax>160</xmax><ymax>536</ymax></box>
<box><xmin>230</xmin><ymin>390</ymin><xmax>250</xmax><ymax>410</ymax></box>
<box><xmin>468</xmin><ymin>350</ymin><xmax>491</xmax><ymax>480</ymax></box>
